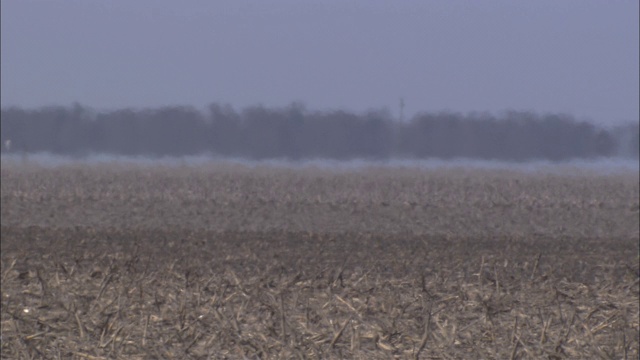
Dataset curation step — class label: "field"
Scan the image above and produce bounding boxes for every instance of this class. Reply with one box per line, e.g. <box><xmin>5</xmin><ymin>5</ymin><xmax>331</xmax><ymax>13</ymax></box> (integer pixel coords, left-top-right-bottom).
<box><xmin>1</xmin><ymin>161</ymin><xmax>638</xmax><ymax>359</ymax></box>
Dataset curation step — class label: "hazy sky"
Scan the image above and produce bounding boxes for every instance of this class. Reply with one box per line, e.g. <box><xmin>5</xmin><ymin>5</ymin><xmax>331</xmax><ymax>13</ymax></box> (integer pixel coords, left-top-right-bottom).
<box><xmin>1</xmin><ymin>1</ymin><xmax>638</xmax><ymax>125</ymax></box>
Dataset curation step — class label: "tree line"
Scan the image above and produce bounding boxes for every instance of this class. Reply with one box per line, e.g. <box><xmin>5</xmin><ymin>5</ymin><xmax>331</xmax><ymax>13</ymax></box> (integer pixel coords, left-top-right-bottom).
<box><xmin>1</xmin><ymin>103</ymin><xmax>637</xmax><ymax>161</ymax></box>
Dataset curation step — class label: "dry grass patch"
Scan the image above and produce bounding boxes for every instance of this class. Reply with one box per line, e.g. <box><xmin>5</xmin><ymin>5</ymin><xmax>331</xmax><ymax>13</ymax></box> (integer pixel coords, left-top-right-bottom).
<box><xmin>2</xmin><ymin>227</ymin><xmax>638</xmax><ymax>359</ymax></box>
<box><xmin>1</xmin><ymin>163</ymin><xmax>638</xmax><ymax>358</ymax></box>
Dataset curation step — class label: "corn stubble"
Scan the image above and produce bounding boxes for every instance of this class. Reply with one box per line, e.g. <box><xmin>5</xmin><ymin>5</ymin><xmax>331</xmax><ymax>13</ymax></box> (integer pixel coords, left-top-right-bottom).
<box><xmin>1</xmin><ymin>162</ymin><xmax>638</xmax><ymax>359</ymax></box>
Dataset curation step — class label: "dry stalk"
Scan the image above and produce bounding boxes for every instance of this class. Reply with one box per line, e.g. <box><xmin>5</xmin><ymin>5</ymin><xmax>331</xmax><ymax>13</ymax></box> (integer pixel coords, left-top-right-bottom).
<box><xmin>280</xmin><ymin>293</ymin><xmax>287</xmax><ymax>342</ymax></box>
<box><xmin>590</xmin><ymin>312</ymin><xmax>619</xmax><ymax>335</ymax></box>
<box><xmin>335</xmin><ymin>294</ymin><xmax>359</xmax><ymax>315</ymax></box>
<box><xmin>530</xmin><ymin>253</ymin><xmax>542</xmax><ymax>281</ymax></box>
<box><xmin>23</xmin><ymin>331</ymin><xmax>47</xmax><ymax>341</ymax></box>
<box><xmin>35</xmin><ymin>267</ymin><xmax>49</xmax><ymax>299</ymax></box>
<box><xmin>73</xmin><ymin>352</ymin><xmax>106</xmax><ymax>360</ymax></box>
<box><xmin>115</xmin><ymin>329</ymin><xmax>132</xmax><ymax>358</ymax></box>
<box><xmin>582</xmin><ymin>321</ymin><xmax>614</xmax><ymax>359</ymax></box>
<box><xmin>99</xmin><ymin>317</ymin><xmax>108</xmax><ymax>346</ymax></box>
<box><xmin>100</xmin><ymin>324</ymin><xmax>124</xmax><ymax>349</ymax></box>
<box><xmin>510</xmin><ymin>315</ymin><xmax>518</xmax><ymax>344</ymax></box>
<box><xmin>351</xmin><ymin>323</ymin><xmax>360</xmax><ymax>352</ymax></box>
<box><xmin>540</xmin><ymin>314</ymin><xmax>552</xmax><ymax>345</ymax></box>
<box><xmin>478</xmin><ymin>256</ymin><xmax>485</xmax><ymax>291</ymax></box>
<box><xmin>556</xmin><ymin>293</ymin><xmax>565</xmax><ymax>324</ymax></box>
<box><xmin>1</xmin><ymin>258</ymin><xmax>16</xmax><ymax>283</ymax></box>
<box><xmin>509</xmin><ymin>339</ymin><xmax>520</xmax><ymax>360</ymax></box>
<box><xmin>414</xmin><ymin>299</ymin><xmax>433</xmax><ymax>360</ymax></box>
<box><xmin>75</xmin><ymin>311</ymin><xmax>85</xmax><ymax>340</ymax></box>
<box><xmin>142</xmin><ymin>313</ymin><xmax>150</xmax><ymax>347</ymax></box>
<box><xmin>95</xmin><ymin>273</ymin><xmax>114</xmax><ymax>305</ymax></box>
<box><xmin>305</xmin><ymin>297</ymin><xmax>310</xmax><ymax>328</ymax></box>
<box><xmin>513</xmin><ymin>333</ymin><xmax>534</xmax><ymax>359</ymax></box>
<box><xmin>330</xmin><ymin>317</ymin><xmax>351</xmax><ymax>348</ymax></box>
<box><xmin>332</xmin><ymin>257</ymin><xmax>349</xmax><ymax>289</ymax></box>
<box><xmin>494</xmin><ymin>264</ymin><xmax>500</xmax><ymax>294</ymax></box>
<box><xmin>185</xmin><ymin>332</ymin><xmax>202</xmax><ymax>354</ymax></box>
<box><xmin>558</xmin><ymin>310</ymin><xmax>576</xmax><ymax>349</ymax></box>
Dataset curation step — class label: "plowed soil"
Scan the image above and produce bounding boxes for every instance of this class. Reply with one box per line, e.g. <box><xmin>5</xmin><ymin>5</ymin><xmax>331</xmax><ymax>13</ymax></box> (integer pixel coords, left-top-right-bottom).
<box><xmin>1</xmin><ymin>162</ymin><xmax>638</xmax><ymax>359</ymax></box>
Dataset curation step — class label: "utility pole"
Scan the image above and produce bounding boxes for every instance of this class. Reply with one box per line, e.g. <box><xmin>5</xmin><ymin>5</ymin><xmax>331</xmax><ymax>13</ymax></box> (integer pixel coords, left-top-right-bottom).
<box><xmin>399</xmin><ymin>97</ymin><xmax>405</xmax><ymax>123</ymax></box>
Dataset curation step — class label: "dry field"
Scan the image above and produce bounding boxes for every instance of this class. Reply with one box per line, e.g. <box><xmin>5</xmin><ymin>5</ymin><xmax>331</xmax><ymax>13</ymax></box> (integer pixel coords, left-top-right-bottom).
<box><xmin>1</xmin><ymin>161</ymin><xmax>638</xmax><ymax>359</ymax></box>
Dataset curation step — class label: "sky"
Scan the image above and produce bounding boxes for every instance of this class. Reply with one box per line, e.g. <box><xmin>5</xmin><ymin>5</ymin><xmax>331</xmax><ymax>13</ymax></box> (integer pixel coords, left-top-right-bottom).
<box><xmin>1</xmin><ymin>0</ymin><xmax>638</xmax><ymax>126</ymax></box>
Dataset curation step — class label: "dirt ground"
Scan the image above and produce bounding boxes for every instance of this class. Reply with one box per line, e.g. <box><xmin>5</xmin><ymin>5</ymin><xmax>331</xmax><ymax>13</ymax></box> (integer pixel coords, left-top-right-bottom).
<box><xmin>1</xmin><ymin>162</ymin><xmax>638</xmax><ymax>359</ymax></box>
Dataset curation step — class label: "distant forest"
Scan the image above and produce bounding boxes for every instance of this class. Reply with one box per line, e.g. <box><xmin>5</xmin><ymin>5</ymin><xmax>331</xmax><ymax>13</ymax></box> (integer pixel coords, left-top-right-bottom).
<box><xmin>1</xmin><ymin>103</ymin><xmax>638</xmax><ymax>161</ymax></box>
